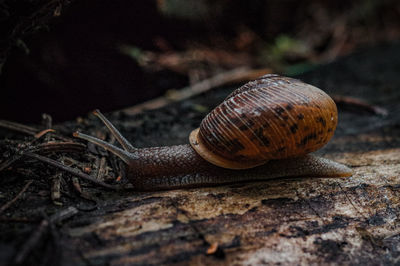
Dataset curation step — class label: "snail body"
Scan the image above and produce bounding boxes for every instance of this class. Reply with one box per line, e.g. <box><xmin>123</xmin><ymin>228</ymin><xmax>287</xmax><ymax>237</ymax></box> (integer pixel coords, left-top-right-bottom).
<box><xmin>74</xmin><ymin>74</ymin><xmax>352</xmax><ymax>191</ymax></box>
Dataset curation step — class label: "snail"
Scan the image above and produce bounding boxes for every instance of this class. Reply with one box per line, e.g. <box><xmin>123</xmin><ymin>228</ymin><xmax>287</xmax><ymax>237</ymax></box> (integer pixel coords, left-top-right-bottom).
<box><xmin>74</xmin><ymin>74</ymin><xmax>352</xmax><ymax>191</ymax></box>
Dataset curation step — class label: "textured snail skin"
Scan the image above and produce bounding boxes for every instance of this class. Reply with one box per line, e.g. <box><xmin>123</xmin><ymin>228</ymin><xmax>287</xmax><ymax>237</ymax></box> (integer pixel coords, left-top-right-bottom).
<box><xmin>125</xmin><ymin>144</ymin><xmax>351</xmax><ymax>191</ymax></box>
<box><xmin>74</xmin><ymin>75</ymin><xmax>352</xmax><ymax>191</ymax></box>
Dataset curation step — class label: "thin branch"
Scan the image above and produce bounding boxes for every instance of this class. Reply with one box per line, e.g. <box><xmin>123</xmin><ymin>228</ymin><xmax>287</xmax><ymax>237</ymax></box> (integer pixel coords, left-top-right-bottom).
<box><xmin>24</xmin><ymin>152</ymin><xmax>120</xmax><ymax>190</ymax></box>
<box><xmin>0</xmin><ymin>123</ymin><xmax>65</xmax><ymax>172</ymax></box>
<box><xmin>0</xmin><ymin>142</ymin><xmax>85</xmax><ymax>173</ymax></box>
<box><xmin>50</xmin><ymin>173</ymin><xmax>62</xmax><ymax>205</ymax></box>
<box><xmin>13</xmin><ymin>219</ymin><xmax>49</xmax><ymax>264</ymax></box>
<box><xmin>34</xmin><ymin>129</ymin><xmax>55</xmax><ymax>139</ymax></box>
<box><xmin>96</xmin><ymin>157</ymin><xmax>107</xmax><ymax>181</ymax></box>
<box><xmin>123</xmin><ymin>67</ymin><xmax>271</xmax><ymax>115</ymax></box>
<box><xmin>13</xmin><ymin>206</ymin><xmax>78</xmax><ymax>265</ymax></box>
<box><xmin>0</xmin><ymin>155</ymin><xmax>22</xmax><ymax>172</ymax></box>
<box><xmin>34</xmin><ymin>142</ymin><xmax>86</xmax><ymax>154</ymax></box>
<box><xmin>0</xmin><ymin>119</ymin><xmax>74</xmax><ymax>142</ymax></box>
<box><xmin>0</xmin><ymin>180</ymin><xmax>33</xmax><ymax>215</ymax></box>
<box><xmin>0</xmin><ymin>120</ymin><xmax>38</xmax><ymax>135</ymax></box>
<box><xmin>332</xmin><ymin>95</ymin><xmax>388</xmax><ymax>116</ymax></box>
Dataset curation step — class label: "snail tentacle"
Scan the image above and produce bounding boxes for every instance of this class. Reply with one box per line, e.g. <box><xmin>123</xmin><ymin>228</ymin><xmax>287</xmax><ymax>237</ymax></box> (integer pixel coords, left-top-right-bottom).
<box><xmin>73</xmin><ymin>131</ymin><xmax>134</xmax><ymax>163</ymax></box>
<box><xmin>93</xmin><ymin>109</ymin><xmax>136</xmax><ymax>152</ymax></box>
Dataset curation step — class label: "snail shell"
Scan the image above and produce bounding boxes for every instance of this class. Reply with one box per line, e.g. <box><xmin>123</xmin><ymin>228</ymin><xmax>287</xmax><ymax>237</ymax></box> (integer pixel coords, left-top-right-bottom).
<box><xmin>189</xmin><ymin>74</ymin><xmax>338</xmax><ymax>169</ymax></box>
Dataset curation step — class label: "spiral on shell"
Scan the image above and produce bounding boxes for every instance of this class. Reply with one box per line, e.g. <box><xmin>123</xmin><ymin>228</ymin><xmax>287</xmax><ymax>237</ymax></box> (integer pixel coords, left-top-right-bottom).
<box><xmin>189</xmin><ymin>74</ymin><xmax>338</xmax><ymax>169</ymax></box>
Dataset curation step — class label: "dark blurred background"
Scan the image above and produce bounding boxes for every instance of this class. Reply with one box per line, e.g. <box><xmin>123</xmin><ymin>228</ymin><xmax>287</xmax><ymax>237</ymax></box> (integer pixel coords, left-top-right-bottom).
<box><xmin>0</xmin><ymin>0</ymin><xmax>399</xmax><ymax>122</ymax></box>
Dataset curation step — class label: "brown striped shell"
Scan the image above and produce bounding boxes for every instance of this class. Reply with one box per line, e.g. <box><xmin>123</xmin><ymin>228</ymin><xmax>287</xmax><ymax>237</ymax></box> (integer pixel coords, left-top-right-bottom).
<box><xmin>189</xmin><ymin>74</ymin><xmax>338</xmax><ymax>169</ymax></box>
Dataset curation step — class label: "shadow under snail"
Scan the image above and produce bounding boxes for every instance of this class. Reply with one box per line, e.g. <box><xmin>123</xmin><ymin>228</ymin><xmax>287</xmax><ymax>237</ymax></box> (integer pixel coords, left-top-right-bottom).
<box><xmin>74</xmin><ymin>74</ymin><xmax>352</xmax><ymax>191</ymax></box>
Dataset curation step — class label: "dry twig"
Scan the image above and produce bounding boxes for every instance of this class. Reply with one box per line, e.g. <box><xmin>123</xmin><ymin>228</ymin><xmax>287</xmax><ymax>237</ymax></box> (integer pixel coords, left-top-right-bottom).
<box><xmin>13</xmin><ymin>206</ymin><xmax>79</xmax><ymax>264</ymax></box>
<box><xmin>0</xmin><ymin>180</ymin><xmax>33</xmax><ymax>215</ymax></box>
<box><xmin>34</xmin><ymin>129</ymin><xmax>55</xmax><ymax>139</ymax></box>
<box><xmin>41</xmin><ymin>113</ymin><xmax>54</xmax><ymax>145</ymax></box>
<box><xmin>0</xmin><ymin>120</ymin><xmax>38</xmax><ymax>135</ymax></box>
<box><xmin>123</xmin><ymin>67</ymin><xmax>271</xmax><ymax>115</ymax></box>
<box><xmin>33</xmin><ymin>142</ymin><xmax>86</xmax><ymax>154</ymax></box>
<box><xmin>333</xmin><ymin>95</ymin><xmax>388</xmax><ymax>116</ymax></box>
<box><xmin>71</xmin><ymin>177</ymin><xmax>82</xmax><ymax>194</ymax></box>
<box><xmin>96</xmin><ymin>157</ymin><xmax>107</xmax><ymax>181</ymax></box>
<box><xmin>0</xmin><ymin>141</ymin><xmax>85</xmax><ymax>172</ymax></box>
<box><xmin>24</xmin><ymin>152</ymin><xmax>120</xmax><ymax>190</ymax></box>
<box><xmin>51</xmin><ymin>173</ymin><xmax>62</xmax><ymax>205</ymax></box>
<box><xmin>0</xmin><ymin>118</ymin><xmax>74</xmax><ymax>142</ymax></box>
